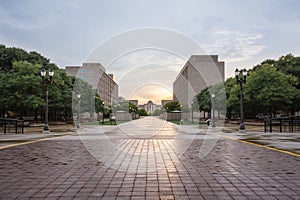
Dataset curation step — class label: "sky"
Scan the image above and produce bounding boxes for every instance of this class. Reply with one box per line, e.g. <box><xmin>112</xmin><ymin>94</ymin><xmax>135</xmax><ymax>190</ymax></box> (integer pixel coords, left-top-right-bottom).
<box><xmin>1</xmin><ymin>0</ymin><xmax>300</xmax><ymax>104</ymax></box>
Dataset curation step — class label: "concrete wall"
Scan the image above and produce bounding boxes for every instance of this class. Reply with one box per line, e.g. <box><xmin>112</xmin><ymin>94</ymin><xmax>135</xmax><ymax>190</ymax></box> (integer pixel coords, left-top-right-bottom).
<box><xmin>115</xmin><ymin>111</ymin><xmax>131</xmax><ymax>121</ymax></box>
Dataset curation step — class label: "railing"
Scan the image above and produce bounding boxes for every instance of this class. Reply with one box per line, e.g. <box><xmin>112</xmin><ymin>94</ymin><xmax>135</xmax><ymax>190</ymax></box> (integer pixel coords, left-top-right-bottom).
<box><xmin>264</xmin><ymin>116</ymin><xmax>300</xmax><ymax>133</ymax></box>
<box><xmin>0</xmin><ymin>118</ymin><xmax>24</xmax><ymax>134</ymax></box>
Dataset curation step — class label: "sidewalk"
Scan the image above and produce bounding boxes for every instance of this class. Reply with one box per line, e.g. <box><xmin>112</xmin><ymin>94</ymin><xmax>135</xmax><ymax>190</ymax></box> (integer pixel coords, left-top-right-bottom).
<box><xmin>0</xmin><ymin>132</ymin><xmax>75</xmax><ymax>149</ymax></box>
<box><xmin>221</xmin><ymin>130</ymin><xmax>300</xmax><ymax>155</ymax></box>
<box><xmin>0</xmin><ymin>117</ymin><xmax>299</xmax><ymax>199</ymax></box>
<box><xmin>177</xmin><ymin>123</ymin><xmax>300</xmax><ymax>155</ymax></box>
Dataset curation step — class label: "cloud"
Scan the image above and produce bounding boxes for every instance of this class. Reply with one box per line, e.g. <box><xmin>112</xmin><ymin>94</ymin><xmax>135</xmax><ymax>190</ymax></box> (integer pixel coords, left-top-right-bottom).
<box><xmin>204</xmin><ymin>30</ymin><xmax>265</xmax><ymax>62</ymax></box>
<box><xmin>0</xmin><ymin>0</ymin><xmax>80</xmax><ymax>30</ymax></box>
<box><xmin>108</xmin><ymin>49</ymin><xmax>185</xmax><ymax>82</ymax></box>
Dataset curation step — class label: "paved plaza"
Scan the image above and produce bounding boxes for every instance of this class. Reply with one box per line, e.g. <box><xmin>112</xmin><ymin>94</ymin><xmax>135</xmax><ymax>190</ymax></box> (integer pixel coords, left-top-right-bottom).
<box><xmin>0</xmin><ymin>117</ymin><xmax>299</xmax><ymax>199</ymax></box>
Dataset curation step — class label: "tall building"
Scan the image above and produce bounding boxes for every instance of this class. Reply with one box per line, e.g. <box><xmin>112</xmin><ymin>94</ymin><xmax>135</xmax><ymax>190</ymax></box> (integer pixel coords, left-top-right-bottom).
<box><xmin>173</xmin><ymin>55</ymin><xmax>224</xmax><ymax>106</ymax></box>
<box><xmin>65</xmin><ymin>63</ymin><xmax>118</xmax><ymax>106</ymax></box>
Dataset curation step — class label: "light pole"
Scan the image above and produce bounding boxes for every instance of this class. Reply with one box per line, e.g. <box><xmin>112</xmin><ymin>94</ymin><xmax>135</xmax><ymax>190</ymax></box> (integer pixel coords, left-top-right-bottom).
<box><xmin>41</xmin><ymin>69</ymin><xmax>54</xmax><ymax>133</ymax></box>
<box><xmin>102</xmin><ymin>101</ymin><xmax>105</xmax><ymax>124</ymax></box>
<box><xmin>191</xmin><ymin>101</ymin><xmax>194</xmax><ymax>124</ymax></box>
<box><xmin>235</xmin><ymin>68</ymin><xmax>248</xmax><ymax>130</ymax></box>
<box><xmin>211</xmin><ymin>94</ymin><xmax>216</xmax><ymax>127</ymax></box>
<box><xmin>77</xmin><ymin>94</ymin><xmax>81</xmax><ymax>128</ymax></box>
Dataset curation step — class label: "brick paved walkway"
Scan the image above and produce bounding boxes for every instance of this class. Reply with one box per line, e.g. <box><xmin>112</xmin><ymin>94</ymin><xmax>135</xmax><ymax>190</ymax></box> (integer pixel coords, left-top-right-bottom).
<box><xmin>0</xmin><ymin>117</ymin><xmax>299</xmax><ymax>199</ymax></box>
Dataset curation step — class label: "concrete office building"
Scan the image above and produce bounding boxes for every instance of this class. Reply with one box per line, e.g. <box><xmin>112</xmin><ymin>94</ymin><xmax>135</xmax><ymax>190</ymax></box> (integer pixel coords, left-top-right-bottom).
<box><xmin>65</xmin><ymin>63</ymin><xmax>118</xmax><ymax>106</ymax></box>
<box><xmin>173</xmin><ymin>55</ymin><xmax>224</xmax><ymax>106</ymax></box>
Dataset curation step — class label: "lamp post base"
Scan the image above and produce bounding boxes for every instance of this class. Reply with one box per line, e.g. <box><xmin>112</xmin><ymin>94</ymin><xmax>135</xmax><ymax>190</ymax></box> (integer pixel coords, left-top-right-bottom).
<box><xmin>239</xmin><ymin>123</ymin><xmax>245</xmax><ymax>130</ymax></box>
<box><xmin>43</xmin><ymin>124</ymin><xmax>49</xmax><ymax>133</ymax></box>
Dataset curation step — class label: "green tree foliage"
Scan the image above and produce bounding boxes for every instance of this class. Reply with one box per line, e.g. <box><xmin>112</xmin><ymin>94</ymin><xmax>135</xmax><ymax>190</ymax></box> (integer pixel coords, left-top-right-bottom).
<box><xmin>163</xmin><ymin>101</ymin><xmax>181</xmax><ymax>112</ymax></box>
<box><xmin>0</xmin><ymin>61</ymin><xmax>44</xmax><ymax>117</ymax></box>
<box><xmin>94</xmin><ymin>93</ymin><xmax>104</xmax><ymax>114</ymax></box>
<box><xmin>152</xmin><ymin>109</ymin><xmax>162</xmax><ymax>116</ymax></box>
<box><xmin>0</xmin><ymin>44</ymin><xmax>50</xmax><ymax>71</ymax></box>
<box><xmin>196</xmin><ymin>87</ymin><xmax>211</xmax><ymax>114</ymax></box>
<box><xmin>245</xmin><ymin>65</ymin><xmax>298</xmax><ymax>117</ymax></box>
<box><xmin>225</xmin><ymin>54</ymin><xmax>299</xmax><ymax>118</ymax></box>
<box><xmin>72</xmin><ymin>78</ymin><xmax>97</xmax><ymax>116</ymax></box>
<box><xmin>137</xmin><ymin>109</ymin><xmax>148</xmax><ymax>116</ymax></box>
<box><xmin>194</xmin><ymin>82</ymin><xmax>227</xmax><ymax>119</ymax></box>
<box><xmin>0</xmin><ymin>44</ymin><xmax>104</xmax><ymax>121</ymax></box>
<box><xmin>129</xmin><ymin>102</ymin><xmax>138</xmax><ymax>113</ymax></box>
<box><xmin>113</xmin><ymin>102</ymin><xmax>138</xmax><ymax>113</ymax></box>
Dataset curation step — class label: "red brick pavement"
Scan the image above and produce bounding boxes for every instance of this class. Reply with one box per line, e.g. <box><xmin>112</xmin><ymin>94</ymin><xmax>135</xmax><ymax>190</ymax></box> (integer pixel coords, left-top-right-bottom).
<box><xmin>0</xmin><ymin>120</ymin><xmax>299</xmax><ymax>199</ymax></box>
<box><xmin>0</xmin><ymin>139</ymin><xmax>299</xmax><ymax>199</ymax></box>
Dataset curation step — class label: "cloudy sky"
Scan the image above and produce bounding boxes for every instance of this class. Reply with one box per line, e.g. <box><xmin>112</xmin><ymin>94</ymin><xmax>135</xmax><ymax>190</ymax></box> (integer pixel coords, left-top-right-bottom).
<box><xmin>1</xmin><ymin>0</ymin><xmax>299</xmax><ymax>104</ymax></box>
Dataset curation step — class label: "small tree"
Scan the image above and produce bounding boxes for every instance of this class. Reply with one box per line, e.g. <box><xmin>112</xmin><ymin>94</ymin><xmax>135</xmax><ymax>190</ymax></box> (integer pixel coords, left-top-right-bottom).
<box><xmin>163</xmin><ymin>101</ymin><xmax>181</xmax><ymax>112</ymax></box>
<box><xmin>137</xmin><ymin>109</ymin><xmax>148</xmax><ymax>116</ymax></box>
<box><xmin>152</xmin><ymin>109</ymin><xmax>162</xmax><ymax>116</ymax></box>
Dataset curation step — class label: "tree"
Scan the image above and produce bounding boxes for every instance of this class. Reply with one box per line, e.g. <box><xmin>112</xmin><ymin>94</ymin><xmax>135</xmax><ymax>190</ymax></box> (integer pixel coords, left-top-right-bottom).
<box><xmin>163</xmin><ymin>101</ymin><xmax>181</xmax><ymax>112</ymax></box>
<box><xmin>196</xmin><ymin>88</ymin><xmax>211</xmax><ymax>118</ymax></box>
<box><xmin>129</xmin><ymin>102</ymin><xmax>138</xmax><ymax>113</ymax></box>
<box><xmin>245</xmin><ymin>65</ymin><xmax>298</xmax><ymax>117</ymax></box>
<box><xmin>0</xmin><ymin>61</ymin><xmax>44</xmax><ymax>118</ymax></box>
<box><xmin>137</xmin><ymin>109</ymin><xmax>148</xmax><ymax>116</ymax></box>
<box><xmin>72</xmin><ymin>78</ymin><xmax>97</xmax><ymax>118</ymax></box>
<box><xmin>95</xmin><ymin>93</ymin><xmax>104</xmax><ymax>114</ymax></box>
<box><xmin>223</xmin><ymin>78</ymin><xmax>236</xmax><ymax>119</ymax></box>
<box><xmin>0</xmin><ymin>44</ymin><xmax>51</xmax><ymax>72</ymax></box>
<box><xmin>152</xmin><ymin>109</ymin><xmax>162</xmax><ymax>116</ymax></box>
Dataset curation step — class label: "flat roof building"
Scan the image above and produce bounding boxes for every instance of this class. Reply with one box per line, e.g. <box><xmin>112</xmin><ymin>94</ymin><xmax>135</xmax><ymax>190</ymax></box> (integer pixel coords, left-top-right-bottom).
<box><xmin>65</xmin><ymin>63</ymin><xmax>118</xmax><ymax>107</ymax></box>
<box><xmin>173</xmin><ymin>55</ymin><xmax>224</xmax><ymax>106</ymax></box>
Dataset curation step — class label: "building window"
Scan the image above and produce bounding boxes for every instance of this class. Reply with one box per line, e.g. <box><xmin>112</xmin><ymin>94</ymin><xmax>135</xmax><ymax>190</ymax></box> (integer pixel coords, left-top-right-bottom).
<box><xmin>79</xmin><ymin>69</ymin><xmax>87</xmax><ymax>73</ymax></box>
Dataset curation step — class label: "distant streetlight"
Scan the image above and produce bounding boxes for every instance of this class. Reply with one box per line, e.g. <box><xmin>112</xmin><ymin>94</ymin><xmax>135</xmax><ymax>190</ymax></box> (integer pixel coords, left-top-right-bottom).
<box><xmin>41</xmin><ymin>69</ymin><xmax>54</xmax><ymax>133</ymax></box>
<box><xmin>211</xmin><ymin>94</ymin><xmax>216</xmax><ymax>127</ymax></box>
<box><xmin>102</xmin><ymin>101</ymin><xmax>105</xmax><ymax>124</ymax></box>
<box><xmin>191</xmin><ymin>101</ymin><xmax>194</xmax><ymax>124</ymax></box>
<box><xmin>133</xmin><ymin>108</ymin><xmax>136</xmax><ymax>119</ymax></box>
<box><xmin>77</xmin><ymin>94</ymin><xmax>81</xmax><ymax>128</ymax></box>
<box><xmin>235</xmin><ymin>68</ymin><xmax>248</xmax><ymax>130</ymax></box>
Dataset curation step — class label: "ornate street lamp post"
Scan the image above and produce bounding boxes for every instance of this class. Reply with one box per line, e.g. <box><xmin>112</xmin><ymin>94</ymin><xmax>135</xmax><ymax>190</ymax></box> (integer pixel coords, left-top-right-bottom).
<box><xmin>191</xmin><ymin>101</ymin><xmax>194</xmax><ymax>124</ymax></box>
<box><xmin>41</xmin><ymin>69</ymin><xmax>54</xmax><ymax>133</ymax></box>
<box><xmin>102</xmin><ymin>101</ymin><xmax>105</xmax><ymax>124</ymax></box>
<box><xmin>211</xmin><ymin>94</ymin><xmax>216</xmax><ymax>127</ymax></box>
<box><xmin>77</xmin><ymin>94</ymin><xmax>81</xmax><ymax>128</ymax></box>
<box><xmin>235</xmin><ymin>68</ymin><xmax>248</xmax><ymax>130</ymax></box>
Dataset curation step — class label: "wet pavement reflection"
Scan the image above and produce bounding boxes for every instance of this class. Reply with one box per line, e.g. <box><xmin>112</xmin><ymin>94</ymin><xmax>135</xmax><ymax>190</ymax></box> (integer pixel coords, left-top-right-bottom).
<box><xmin>0</xmin><ymin>117</ymin><xmax>299</xmax><ymax>199</ymax></box>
